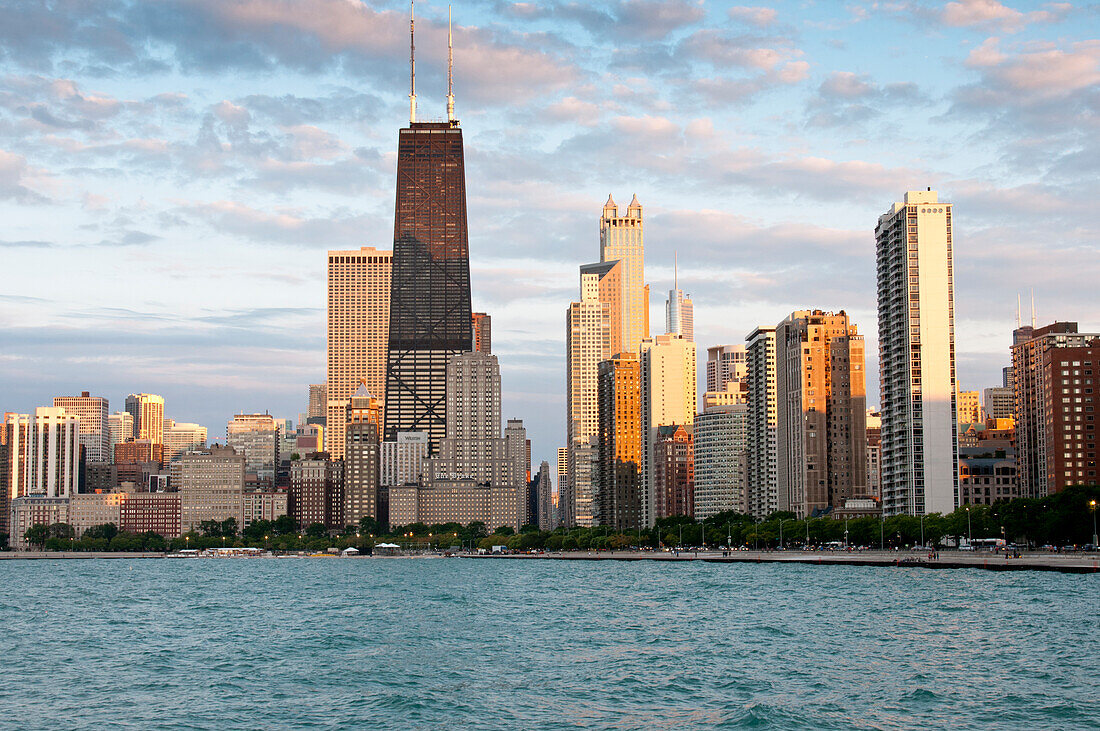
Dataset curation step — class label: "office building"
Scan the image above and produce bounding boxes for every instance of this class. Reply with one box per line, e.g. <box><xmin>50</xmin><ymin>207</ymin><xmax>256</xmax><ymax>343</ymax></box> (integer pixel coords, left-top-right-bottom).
<box><xmin>572</xmin><ymin>437</ymin><xmax>599</xmax><ymax>528</ymax></box>
<box><xmin>387</xmin><ymin>479</ymin><xmax>526</xmax><ymax>532</ymax></box>
<box><xmin>226</xmin><ymin>414</ymin><xmax>279</xmax><ymax>486</ymax></box>
<box><xmin>327</xmin><ymin>247</ymin><xmax>392</xmax><ymax>459</ymax></box>
<box><xmin>959</xmin><ymin>446</ymin><xmax>1019</xmax><ymax>506</ymax></box>
<box><xmin>640</xmin><ymin>334</ymin><xmax>697</xmax><ymax>528</ymax></box>
<box><xmin>706</xmin><ymin>344</ymin><xmax>747</xmax><ymax>393</ymax></box>
<box><xmin>289</xmin><ymin>454</ymin><xmax>344</xmax><ymax>530</ymax></box>
<box><xmin>384</xmin><ymin>113</ymin><xmax>473</xmax><ymax>453</ymax></box>
<box><xmin>344</xmin><ymin>382</ymin><xmax>382</xmax><ymax>527</ymax></box>
<box><xmin>693</xmin><ymin>403</ymin><xmax>749</xmax><ymax>519</ymax></box>
<box><xmin>565</xmin><ymin>261</ymin><xmax>617</xmax><ymax>528</ymax></box>
<box><xmin>537</xmin><ymin>460</ymin><xmax>554</xmax><ymax>530</ymax></box>
<box><xmin>703</xmin><ymin>381</ymin><xmax>748</xmax><ymax>409</ymax></box>
<box><xmin>746</xmin><ymin>327</ymin><xmax>778</xmax><ymax>519</ymax></box>
<box><xmin>665</xmin><ymin>262</ymin><xmax>693</xmax><ymax>342</ymax></box>
<box><xmin>597</xmin><ymin>353</ymin><xmax>642</xmax><ymax>529</ymax></box>
<box><xmin>381</xmin><ymin>431</ymin><xmax>428</xmax><ymax>487</ymax></box>
<box><xmin>876</xmin><ymin>190</ymin><xmax>958</xmax><ymax>515</ymax></box>
<box><xmin>1012</xmin><ymin>322</ymin><xmax>1100</xmax><ymax>496</ymax></box>
<box><xmin>242</xmin><ymin>490</ymin><xmax>288</xmax><ymax>530</ymax></box>
<box><xmin>982</xmin><ymin>386</ymin><xmax>1014</xmax><ymax>421</ymax></box>
<box><xmin>163</xmin><ymin>420</ymin><xmax>208</xmax><ymax>463</ymax></box>
<box><xmin>957</xmin><ymin>390</ymin><xmax>981</xmax><ymax>426</ymax></box>
<box><xmin>114</xmin><ymin>439</ymin><xmax>164</xmax><ymax>469</ymax></box>
<box><xmin>107</xmin><ymin>412</ymin><xmax>133</xmax><ymax>460</ymax></box>
<box><xmin>472</xmin><ymin>312</ymin><xmax>491</xmax><ymax>354</ymax></box>
<box><xmin>177</xmin><ymin>446</ymin><xmax>246</xmax><ymax>534</ymax></box>
<box><xmin>0</xmin><ymin>425</ymin><xmax>10</xmax><ymax>536</ymax></box>
<box><xmin>866</xmin><ymin>410</ymin><xmax>882</xmax><ymax>499</ymax></box>
<box><xmin>308</xmin><ymin>384</ymin><xmax>327</xmax><ymax>421</ymax></box>
<box><xmin>775</xmin><ymin>310</ymin><xmax>868</xmax><ymax>518</ymax></box>
<box><xmin>9</xmin><ymin>496</ymin><xmax>70</xmax><ymax>549</ymax></box>
<box><xmin>653</xmin><ymin>424</ymin><xmax>693</xmax><ymax>519</ymax></box>
<box><xmin>124</xmin><ymin>394</ymin><xmax>165</xmax><ymax>445</ymax></box>
<box><xmin>53</xmin><ymin>392</ymin><xmax>109</xmax><ymax>463</ymax></box>
<box><xmin>6</xmin><ymin>408</ymin><xmax>82</xmax><ymax>499</ymax></box>
<box><xmin>600</xmin><ymin>194</ymin><xmax>648</xmax><ymax>353</ymax></box>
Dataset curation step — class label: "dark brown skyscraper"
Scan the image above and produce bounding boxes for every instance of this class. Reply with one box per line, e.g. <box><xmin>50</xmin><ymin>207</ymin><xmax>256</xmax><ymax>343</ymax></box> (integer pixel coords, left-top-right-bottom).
<box><xmin>384</xmin><ymin>15</ymin><xmax>473</xmax><ymax>453</ymax></box>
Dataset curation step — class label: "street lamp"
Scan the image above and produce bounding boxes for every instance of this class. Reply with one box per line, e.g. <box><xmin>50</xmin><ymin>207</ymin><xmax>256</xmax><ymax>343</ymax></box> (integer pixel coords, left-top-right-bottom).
<box><xmin>1090</xmin><ymin>500</ymin><xmax>1098</xmax><ymax>547</ymax></box>
<box><xmin>966</xmin><ymin>507</ymin><xmax>972</xmax><ymax>546</ymax></box>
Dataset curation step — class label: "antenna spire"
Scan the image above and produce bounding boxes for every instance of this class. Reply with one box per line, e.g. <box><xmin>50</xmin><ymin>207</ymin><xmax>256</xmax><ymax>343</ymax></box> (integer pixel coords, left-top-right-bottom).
<box><xmin>1016</xmin><ymin>293</ymin><xmax>1021</xmax><ymax>329</ymax></box>
<box><xmin>447</xmin><ymin>6</ymin><xmax>455</xmax><ymax>121</ymax></box>
<box><xmin>674</xmin><ymin>251</ymin><xmax>678</xmax><ymax>291</ymax></box>
<box><xmin>409</xmin><ymin>1</ymin><xmax>417</xmax><ymax>124</ymax></box>
<box><xmin>1031</xmin><ymin>288</ymin><xmax>1036</xmax><ymax>328</ymax></box>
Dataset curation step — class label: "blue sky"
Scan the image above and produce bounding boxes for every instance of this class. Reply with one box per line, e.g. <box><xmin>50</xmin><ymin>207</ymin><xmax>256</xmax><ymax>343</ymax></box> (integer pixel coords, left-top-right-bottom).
<box><xmin>1</xmin><ymin>0</ymin><xmax>1098</xmax><ymax>470</ymax></box>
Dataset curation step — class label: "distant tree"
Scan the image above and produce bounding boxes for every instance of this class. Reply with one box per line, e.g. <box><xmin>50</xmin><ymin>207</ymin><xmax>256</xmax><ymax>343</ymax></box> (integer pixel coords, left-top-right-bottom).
<box><xmin>306</xmin><ymin>522</ymin><xmax>328</xmax><ymax>538</ymax></box>
<box><xmin>49</xmin><ymin>523</ymin><xmax>75</xmax><ymax>540</ymax></box>
<box><xmin>493</xmin><ymin>526</ymin><xmax>515</xmax><ymax>537</ymax></box>
<box><xmin>467</xmin><ymin>521</ymin><xmax>487</xmax><ymax>538</ymax></box>
<box><xmin>562</xmin><ymin>536</ymin><xmax>579</xmax><ymax>551</ymax></box>
<box><xmin>84</xmin><ymin>523</ymin><xmax>119</xmax><ymax>541</ymax></box>
<box><xmin>199</xmin><ymin>520</ymin><xmax>222</xmax><ymax>537</ymax></box>
<box><xmin>24</xmin><ymin>524</ymin><xmax>49</xmax><ymax>549</ymax></box>
<box><xmin>357</xmin><ymin>516</ymin><xmax>381</xmax><ymax>535</ymax></box>
<box><xmin>0</xmin><ymin>532</ymin><xmax>8</xmax><ymax>551</ymax></box>
<box><xmin>520</xmin><ymin>524</ymin><xmax>541</xmax><ymax>534</ymax></box>
<box><xmin>273</xmin><ymin>514</ymin><xmax>297</xmax><ymax>535</ymax></box>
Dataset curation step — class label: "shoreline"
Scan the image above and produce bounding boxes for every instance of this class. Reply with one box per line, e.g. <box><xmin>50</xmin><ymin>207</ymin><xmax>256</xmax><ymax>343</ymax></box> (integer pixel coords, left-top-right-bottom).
<box><xmin>466</xmin><ymin>550</ymin><xmax>1100</xmax><ymax>574</ymax></box>
<box><xmin>1</xmin><ymin>549</ymin><xmax>1098</xmax><ymax>572</ymax></box>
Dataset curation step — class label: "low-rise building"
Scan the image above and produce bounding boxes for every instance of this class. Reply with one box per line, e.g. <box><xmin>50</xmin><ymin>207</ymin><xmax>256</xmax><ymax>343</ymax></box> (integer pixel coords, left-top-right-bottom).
<box><xmin>243</xmin><ymin>490</ymin><xmax>288</xmax><ymax>529</ymax></box>
<box><xmin>9</xmin><ymin>496</ymin><xmax>69</xmax><ymax>549</ymax></box>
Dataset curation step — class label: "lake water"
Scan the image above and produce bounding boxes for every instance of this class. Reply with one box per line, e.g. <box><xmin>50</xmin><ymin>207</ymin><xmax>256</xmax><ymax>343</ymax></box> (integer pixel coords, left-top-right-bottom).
<box><xmin>1</xmin><ymin>558</ymin><xmax>1097</xmax><ymax>729</ymax></box>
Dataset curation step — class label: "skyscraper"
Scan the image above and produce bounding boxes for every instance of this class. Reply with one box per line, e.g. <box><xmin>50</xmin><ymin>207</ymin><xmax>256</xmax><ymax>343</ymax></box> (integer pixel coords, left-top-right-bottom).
<box><xmin>107</xmin><ymin>412</ymin><xmax>133</xmax><ymax>460</ymax></box>
<box><xmin>384</xmin><ymin>108</ymin><xmax>473</xmax><ymax>452</ymax></box>
<box><xmin>706</xmin><ymin>344</ymin><xmax>747</xmax><ymax>393</ymax></box>
<box><xmin>326</xmin><ymin>247</ymin><xmax>392</xmax><ymax>459</ymax></box>
<box><xmin>775</xmin><ymin>310</ymin><xmax>868</xmax><ymax>518</ymax></box>
<box><xmin>6</xmin><ymin>408</ymin><xmax>82</xmax><ymax>499</ymax></box>
<box><xmin>876</xmin><ymin>190</ymin><xmax>958</xmax><ymax>516</ymax></box>
<box><xmin>163</xmin><ymin>420</ymin><xmax>208</xmax><ymax>463</ymax></box>
<box><xmin>597</xmin><ymin>353</ymin><xmax>642</xmax><ymax>530</ymax></box>
<box><xmin>565</xmin><ymin>262</ymin><xmax>615</xmax><ymax>528</ymax></box>
<box><xmin>53</xmin><ymin>392</ymin><xmax>109</xmax><ymax>463</ymax></box>
<box><xmin>639</xmin><ymin>333</ymin><xmax>697</xmax><ymax>528</ymax></box>
<box><xmin>665</xmin><ymin>257</ymin><xmax>693</xmax><ymax>343</ymax></box>
<box><xmin>345</xmin><ymin>381</ymin><xmax>382</xmax><ymax>527</ymax></box>
<box><xmin>693</xmin><ymin>403</ymin><xmax>748</xmax><ymax>519</ymax></box>
<box><xmin>308</xmin><ymin>384</ymin><xmax>327</xmax><ymax>421</ymax></box>
<box><xmin>537</xmin><ymin>460</ymin><xmax>554</xmax><ymax>531</ymax></box>
<box><xmin>125</xmin><ymin>394</ymin><xmax>165</xmax><ymax>445</ymax></box>
<box><xmin>746</xmin><ymin>326</ymin><xmax>778</xmax><ymax>519</ymax></box>
<box><xmin>472</xmin><ymin>312</ymin><xmax>492</xmax><ymax>354</ymax></box>
<box><xmin>653</xmin><ymin>424</ymin><xmax>693</xmax><ymax>520</ymax></box>
<box><xmin>226</xmin><ymin>414</ymin><xmax>279</xmax><ymax>486</ymax></box>
<box><xmin>600</xmin><ymin>195</ymin><xmax>648</xmax><ymax>353</ymax></box>
<box><xmin>1012</xmin><ymin>322</ymin><xmax>1100</xmax><ymax>496</ymax></box>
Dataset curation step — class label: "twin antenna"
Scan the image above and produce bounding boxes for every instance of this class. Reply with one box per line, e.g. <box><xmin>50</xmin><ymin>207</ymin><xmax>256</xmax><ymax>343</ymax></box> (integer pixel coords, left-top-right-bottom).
<box><xmin>409</xmin><ymin>1</ymin><xmax>456</xmax><ymax>124</ymax></box>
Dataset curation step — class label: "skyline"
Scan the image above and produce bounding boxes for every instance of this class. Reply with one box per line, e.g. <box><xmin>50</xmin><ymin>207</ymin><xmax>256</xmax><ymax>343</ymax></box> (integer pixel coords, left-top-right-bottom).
<box><xmin>2</xmin><ymin>0</ymin><xmax>1098</xmax><ymax>470</ymax></box>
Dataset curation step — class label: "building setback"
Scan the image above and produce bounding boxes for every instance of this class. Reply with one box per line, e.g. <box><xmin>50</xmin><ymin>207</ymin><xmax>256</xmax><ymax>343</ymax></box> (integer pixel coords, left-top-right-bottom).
<box><xmin>326</xmin><ymin>247</ymin><xmax>391</xmax><ymax>458</ymax></box>
<box><xmin>875</xmin><ymin>190</ymin><xmax>958</xmax><ymax>516</ymax></box>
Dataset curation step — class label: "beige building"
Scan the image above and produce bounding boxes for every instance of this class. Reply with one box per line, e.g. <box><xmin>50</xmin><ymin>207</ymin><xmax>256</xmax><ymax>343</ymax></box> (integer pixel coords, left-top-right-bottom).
<box><xmin>345</xmin><ymin>382</ymin><xmax>382</xmax><ymax>526</ymax></box>
<box><xmin>957</xmin><ymin>389</ymin><xmax>981</xmax><ymax>426</ymax></box>
<box><xmin>53</xmin><ymin>392</ymin><xmax>109</xmax><ymax>463</ymax></box>
<box><xmin>69</xmin><ymin>492</ymin><xmax>124</xmax><ymax>536</ymax></box>
<box><xmin>177</xmin><ymin>446</ymin><xmax>246</xmax><ymax>533</ymax></box>
<box><xmin>703</xmin><ymin>381</ymin><xmax>748</xmax><ymax>409</ymax></box>
<box><xmin>125</xmin><ymin>394</ymin><xmax>165</xmax><ymax>445</ymax></box>
<box><xmin>776</xmin><ymin>310</ymin><xmax>868</xmax><ymax>518</ymax></box>
<box><xmin>983</xmin><ymin>386</ymin><xmax>1014</xmax><ymax>421</ymax></box>
<box><xmin>163</xmin><ymin>419</ymin><xmax>208</xmax><ymax>463</ymax></box>
<box><xmin>639</xmin><ymin>334</ymin><xmax>697</xmax><ymax>528</ymax></box>
<box><xmin>706</xmin><ymin>344</ymin><xmax>747</xmax><ymax>393</ymax></box>
<box><xmin>387</xmin><ymin>480</ymin><xmax>526</xmax><ymax>532</ymax></box>
<box><xmin>226</xmin><ymin>414</ymin><xmax>279</xmax><ymax>485</ymax></box>
<box><xmin>381</xmin><ymin>431</ymin><xmax>428</xmax><ymax>487</ymax></box>
<box><xmin>326</xmin><ymin>247</ymin><xmax>392</xmax><ymax>459</ymax></box>
<box><xmin>242</xmin><ymin>490</ymin><xmax>288</xmax><ymax>529</ymax></box>
<box><xmin>9</xmin><ymin>496</ymin><xmax>70</xmax><ymax>549</ymax></box>
<box><xmin>600</xmin><ymin>195</ymin><xmax>648</xmax><ymax>354</ymax></box>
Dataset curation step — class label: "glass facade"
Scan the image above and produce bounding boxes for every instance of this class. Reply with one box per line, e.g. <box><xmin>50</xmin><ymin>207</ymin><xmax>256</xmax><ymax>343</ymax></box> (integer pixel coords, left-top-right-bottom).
<box><xmin>385</xmin><ymin>121</ymin><xmax>473</xmax><ymax>453</ymax></box>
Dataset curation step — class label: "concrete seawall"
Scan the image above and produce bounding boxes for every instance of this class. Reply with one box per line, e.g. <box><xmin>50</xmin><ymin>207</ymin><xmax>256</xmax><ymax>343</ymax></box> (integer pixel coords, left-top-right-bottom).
<box><xmin>466</xmin><ymin>550</ymin><xmax>1100</xmax><ymax>574</ymax></box>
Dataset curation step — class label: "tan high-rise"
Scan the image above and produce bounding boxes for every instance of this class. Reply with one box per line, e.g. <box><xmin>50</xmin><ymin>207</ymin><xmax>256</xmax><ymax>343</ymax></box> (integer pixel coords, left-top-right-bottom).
<box><xmin>776</xmin><ymin>310</ymin><xmax>868</xmax><ymax>518</ymax></box>
<box><xmin>600</xmin><ymin>194</ymin><xmax>648</xmax><ymax>353</ymax></box>
<box><xmin>326</xmin><ymin>247</ymin><xmax>392</xmax><ymax>459</ymax></box>
<box><xmin>125</xmin><ymin>394</ymin><xmax>165</xmax><ymax>445</ymax></box>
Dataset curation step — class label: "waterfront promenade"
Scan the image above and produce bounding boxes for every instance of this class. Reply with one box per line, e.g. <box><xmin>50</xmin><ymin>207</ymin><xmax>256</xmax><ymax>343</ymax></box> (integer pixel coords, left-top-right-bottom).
<box><xmin>469</xmin><ymin>549</ymin><xmax>1100</xmax><ymax>574</ymax></box>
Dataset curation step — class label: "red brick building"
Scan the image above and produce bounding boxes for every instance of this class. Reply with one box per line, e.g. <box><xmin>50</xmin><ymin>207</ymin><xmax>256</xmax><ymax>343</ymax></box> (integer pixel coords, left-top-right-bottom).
<box><xmin>120</xmin><ymin>492</ymin><xmax>181</xmax><ymax>538</ymax></box>
<box><xmin>654</xmin><ymin>424</ymin><xmax>694</xmax><ymax>519</ymax></box>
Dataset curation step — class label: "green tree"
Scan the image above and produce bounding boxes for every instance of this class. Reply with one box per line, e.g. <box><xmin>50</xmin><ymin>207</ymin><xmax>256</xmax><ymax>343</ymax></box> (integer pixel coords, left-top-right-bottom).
<box><xmin>273</xmin><ymin>514</ymin><xmax>297</xmax><ymax>535</ymax></box>
<box><xmin>84</xmin><ymin>523</ymin><xmax>119</xmax><ymax>541</ymax></box>
<box><xmin>493</xmin><ymin>525</ymin><xmax>515</xmax><ymax>536</ymax></box>
<box><xmin>358</xmin><ymin>516</ymin><xmax>381</xmax><ymax>535</ymax></box>
<box><xmin>24</xmin><ymin>524</ymin><xmax>49</xmax><ymax>549</ymax></box>
<box><xmin>220</xmin><ymin>517</ymin><xmax>238</xmax><ymax>537</ymax></box>
<box><xmin>306</xmin><ymin>522</ymin><xmax>328</xmax><ymax>538</ymax></box>
<box><xmin>0</xmin><ymin>532</ymin><xmax>8</xmax><ymax>551</ymax></box>
<box><xmin>50</xmin><ymin>523</ymin><xmax>75</xmax><ymax>540</ymax></box>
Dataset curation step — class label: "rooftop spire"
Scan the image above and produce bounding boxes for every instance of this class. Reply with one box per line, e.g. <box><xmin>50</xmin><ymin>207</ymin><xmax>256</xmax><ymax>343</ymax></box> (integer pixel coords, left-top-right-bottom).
<box><xmin>409</xmin><ymin>0</ymin><xmax>417</xmax><ymax>124</ymax></box>
<box><xmin>447</xmin><ymin>5</ymin><xmax>455</xmax><ymax>122</ymax></box>
<box><xmin>674</xmin><ymin>251</ymin><xmax>678</xmax><ymax>291</ymax></box>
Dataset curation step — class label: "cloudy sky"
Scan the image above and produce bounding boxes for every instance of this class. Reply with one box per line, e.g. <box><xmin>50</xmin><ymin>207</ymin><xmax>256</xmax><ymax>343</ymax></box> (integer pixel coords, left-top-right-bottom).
<box><xmin>1</xmin><ymin>0</ymin><xmax>1098</xmax><ymax>470</ymax></box>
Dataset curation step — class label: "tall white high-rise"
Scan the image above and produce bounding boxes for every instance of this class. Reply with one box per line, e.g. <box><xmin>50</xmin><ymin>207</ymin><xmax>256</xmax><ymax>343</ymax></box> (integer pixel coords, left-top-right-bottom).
<box><xmin>53</xmin><ymin>391</ymin><xmax>109</xmax><ymax>463</ymax></box>
<box><xmin>664</xmin><ymin>256</ymin><xmax>693</xmax><ymax>342</ymax></box>
<box><xmin>163</xmin><ymin>420</ymin><xmax>208</xmax><ymax>463</ymax></box>
<box><xmin>125</xmin><ymin>394</ymin><xmax>165</xmax><ymax>445</ymax></box>
<box><xmin>875</xmin><ymin>190</ymin><xmax>958</xmax><ymax>515</ymax></box>
<box><xmin>639</xmin><ymin>333</ymin><xmax>697</xmax><ymax>528</ymax></box>
<box><xmin>746</xmin><ymin>327</ymin><xmax>778</xmax><ymax>519</ymax></box>
<box><xmin>6</xmin><ymin>407</ymin><xmax>82</xmax><ymax>498</ymax></box>
<box><xmin>107</xmin><ymin>412</ymin><xmax>133</xmax><ymax>460</ymax></box>
<box><xmin>600</xmin><ymin>194</ymin><xmax>649</xmax><ymax>353</ymax></box>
